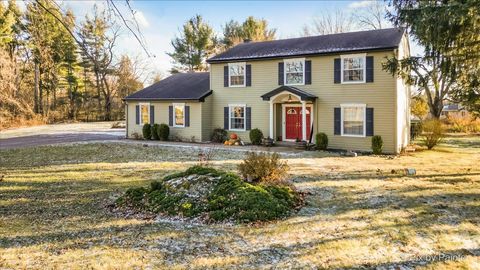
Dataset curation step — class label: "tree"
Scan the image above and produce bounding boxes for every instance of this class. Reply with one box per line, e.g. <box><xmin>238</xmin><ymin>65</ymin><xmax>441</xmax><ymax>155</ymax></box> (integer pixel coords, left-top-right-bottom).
<box><xmin>353</xmin><ymin>1</ymin><xmax>388</xmax><ymax>30</ymax></box>
<box><xmin>411</xmin><ymin>96</ymin><xmax>429</xmax><ymax>120</ymax></box>
<box><xmin>116</xmin><ymin>55</ymin><xmax>144</xmax><ymax>98</ymax></box>
<box><xmin>222</xmin><ymin>17</ymin><xmax>276</xmax><ymax>48</ymax></box>
<box><xmin>150</xmin><ymin>71</ymin><xmax>163</xmax><ymax>84</ymax></box>
<box><xmin>302</xmin><ymin>9</ymin><xmax>354</xmax><ymax>36</ymax></box>
<box><xmin>168</xmin><ymin>15</ymin><xmax>217</xmax><ymax>72</ymax></box>
<box><xmin>383</xmin><ymin>0</ymin><xmax>480</xmax><ymax>118</ymax></box>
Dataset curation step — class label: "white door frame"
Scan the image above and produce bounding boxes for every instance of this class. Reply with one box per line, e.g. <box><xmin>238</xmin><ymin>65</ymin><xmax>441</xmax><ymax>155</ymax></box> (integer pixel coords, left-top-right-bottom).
<box><xmin>281</xmin><ymin>103</ymin><xmax>314</xmax><ymax>142</ymax></box>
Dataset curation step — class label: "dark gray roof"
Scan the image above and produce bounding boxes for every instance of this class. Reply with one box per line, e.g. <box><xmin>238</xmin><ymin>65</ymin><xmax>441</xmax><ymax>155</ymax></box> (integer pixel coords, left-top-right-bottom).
<box><xmin>125</xmin><ymin>72</ymin><xmax>211</xmax><ymax>101</ymax></box>
<box><xmin>208</xmin><ymin>28</ymin><xmax>405</xmax><ymax>63</ymax></box>
<box><xmin>261</xmin><ymin>86</ymin><xmax>317</xmax><ymax>102</ymax></box>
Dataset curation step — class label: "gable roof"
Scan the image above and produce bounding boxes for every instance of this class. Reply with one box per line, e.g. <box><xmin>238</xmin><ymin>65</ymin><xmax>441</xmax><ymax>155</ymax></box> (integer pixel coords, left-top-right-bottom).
<box><xmin>124</xmin><ymin>72</ymin><xmax>211</xmax><ymax>101</ymax></box>
<box><xmin>207</xmin><ymin>28</ymin><xmax>405</xmax><ymax>63</ymax></box>
<box><xmin>261</xmin><ymin>86</ymin><xmax>317</xmax><ymax>102</ymax></box>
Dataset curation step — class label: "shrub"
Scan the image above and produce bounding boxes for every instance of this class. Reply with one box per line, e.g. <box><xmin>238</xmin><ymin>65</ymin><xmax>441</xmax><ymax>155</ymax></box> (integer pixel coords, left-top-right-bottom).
<box><xmin>151</xmin><ymin>124</ymin><xmax>160</xmax><ymax>140</ymax></box>
<box><xmin>315</xmin><ymin>133</ymin><xmax>328</xmax><ymax>150</ymax></box>
<box><xmin>249</xmin><ymin>128</ymin><xmax>263</xmax><ymax>145</ymax></box>
<box><xmin>211</xmin><ymin>128</ymin><xmax>227</xmax><ymax>143</ymax></box>
<box><xmin>118</xmin><ymin>187</ymin><xmax>147</xmax><ymax>209</ymax></box>
<box><xmin>157</xmin><ymin>123</ymin><xmax>170</xmax><ymax>141</ymax></box>
<box><xmin>142</xmin><ymin>123</ymin><xmax>152</xmax><ymax>139</ymax></box>
<box><xmin>371</xmin><ymin>135</ymin><xmax>383</xmax><ymax>154</ymax></box>
<box><xmin>237</xmin><ymin>152</ymin><xmax>289</xmax><ymax>184</ymax></box>
<box><xmin>422</xmin><ymin>119</ymin><xmax>445</xmax><ymax>149</ymax></box>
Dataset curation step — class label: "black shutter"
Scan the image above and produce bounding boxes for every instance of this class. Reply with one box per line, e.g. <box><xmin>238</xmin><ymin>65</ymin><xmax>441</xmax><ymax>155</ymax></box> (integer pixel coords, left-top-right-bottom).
<box><xmin>334</xmin><ymin>107</ymin><xmax>341</xmax><ymax>135</ymax></box>
<box><xmin>224</xmin><ymin>66</ymin><xmax>229</xmax><ymax>87</ymax></box>
<box><xmin>246</xmin><ymin>107</ymin><xmax>251</xmax><ymax>130</ymax></box>
<box><xmin>135</xmin><ymin>105</ymin><xmax>140</xmax><ymax>125</ymax></box>
<box><xmin>168</xmin><ymin>105</ymin><xmax>173</xmax><ymax>126</ymax></box>
<box><xmin>224</xmin><ymin>107</ymin><xmax>229</xmax><ymax>130</ymax></box>
<box><xmin>246</xmin><ymin>64</ymin><xmax>251</xmax><ymax>86</ymax></box>
<box><xmin>366</xmin><ymin>56</ymin><xmax>374</xmax><ymax>83</ymax></box>
<box><xmin>185</xmin><ymin>106</ymin><xmax>190</xmax><ymax>127</ymax></box>
<box><xmin>305</xmin><ymin>60</ymin><xmax>312</xmax><ymax>84</ymax></box>
<box><xmin>334</xmin><ymin>58</ymin><xmax>341</xmax><ymax>84</ymax></box>
<box><xmin>150</xmin><ymin>105</ymin><xmax>154</xmax><ymax>124</ymax></box>
<box><xmin>278</xmin><ymin>62</ymin><xmax>284</xmax><ymax>85</ymax></box>
<box><xmin>366</xmin><ymin>108</ymin><xmax>374</xmax><ymax>136</ymax></box>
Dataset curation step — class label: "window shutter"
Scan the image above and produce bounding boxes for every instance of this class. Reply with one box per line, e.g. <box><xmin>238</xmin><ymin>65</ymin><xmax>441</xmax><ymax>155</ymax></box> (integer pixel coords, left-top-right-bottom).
<box><xmin>224</xmin><ymin>66</ymin><xmax>229</xmax><ymax>87</ymax></box>
<box><xmin>135</xmin><ymin>105</ymin><xmax>140</xmax><ymax>125</ymax></box>
<box><xmin>185</xmin><ymin>106</ymin><xmax>190</xmax><ymax>127</ymax></box>
<box><xmin>305</xmin><ymin>60</ymin><xmax>312</xmax><ymax>84</ymax></box>
<box><xmin>168</xmin><ymin>105</ymin><xmax>173</xmax><ymax>126</ymax></box>
<box><xmin>246</xmin><ymin>64</ymin><xmax>251</xmax><ymax>86</ymax></box>
<box><xmin>366</xmin><ymin>108</ymin><xmax>374</xmax><ymax>136</ymax></box>
<box><xmin>366</xmin><ymin>56</ymin><xmax>374</xmax><ymax>83</ymax></box>
<box><xmin>150</xmin><ymin>105</ymin><xmax>154</xmax><ymax>124</ymax></box>
<box><xmin>246</xmin><ymin>107</ymin><xmax>251</xmax><ymax>130</ymax></box>
<box><xmin>278</xmin><ymin>62</ymin><xmax>284</xmax><ymax>85</ymax></box>
<box><xmin>334</xmin><ymin>107</ymin><xmax>341</xmax><ymax>135</ymax></box>
<box><xmin>224</xmin><ymin>107</ymin><xmax>229</xmax><ymax>130</ymax></box>
<box><xmin>334</xmin><ymin>58</ymin><xmax>341</xmax><ymax>84</ymax></box>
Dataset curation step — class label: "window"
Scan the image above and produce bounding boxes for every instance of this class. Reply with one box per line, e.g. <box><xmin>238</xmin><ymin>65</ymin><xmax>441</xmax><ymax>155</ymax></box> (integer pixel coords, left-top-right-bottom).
<box><xmin>140</xmin><ymin>103</ymin><xmax>150</xmax><ymax>125</ymax></box>
<box><xmin>229</xmin><ymin>104</ymin><xmax>246</xmax><ymax>131</ymax></box>
<box><xmin>341</xmin><ymin>54</ymin><xmax>366</xmax><ymax>83</ymax></box>
<box><xmin>341</xmin><ymin>104</ymin><xmax>366</xmax><ymax>136</ymax></box>
<box><xmin>173</xmin><ymin>103</ymin><xmax>185</xmax><ymax>127</ymax></box>
<box><xmin>228</xmin><ymin>62</ymin><xmax>245</xmax><ymax>87</ymax></box>
<box><xmin>284</xmin><ymin>58</ymin><xmax>304</xmax><ymax>85</ymax></box>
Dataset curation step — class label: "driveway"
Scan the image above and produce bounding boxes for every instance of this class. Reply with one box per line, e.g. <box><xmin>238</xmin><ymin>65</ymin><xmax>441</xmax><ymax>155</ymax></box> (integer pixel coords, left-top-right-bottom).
<box><xmin>0</xmin><ymin>122</ymin><xmax>125</xmax><ymax>149</ymax></box>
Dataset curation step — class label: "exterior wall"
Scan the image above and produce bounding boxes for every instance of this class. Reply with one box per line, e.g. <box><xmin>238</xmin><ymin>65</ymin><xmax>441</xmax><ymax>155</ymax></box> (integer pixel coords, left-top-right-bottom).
<box><xmin>396</xmin><ymin>34</ymin><xmax>411</xmax><ymax>152</ymax></box>
<box><xmin>210</xmin><ymin>50</ymin><xmax>400</xmax><ymax>153</ymax></box>
<box><xmin>201</xmin><ymin>96</ymin><xmax>213</xmax><ymax>141</ymax></box>
<box><xmin>126</xmin><ymin>100</ymin><xmax>203</xmax><ymax>142</ymax></box>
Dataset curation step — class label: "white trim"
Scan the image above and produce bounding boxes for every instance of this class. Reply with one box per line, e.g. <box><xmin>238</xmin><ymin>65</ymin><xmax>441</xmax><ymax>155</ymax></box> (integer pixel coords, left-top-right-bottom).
<box><xmin>269</xmin><ymin>101</ymin><xmax>274</xmax><ymax>139</ymax></box>
<box><xmin>340</xmin><ymin>103</ymin><xmax>366</xmax><ymax>137</ymax></box>
<box><xmin>228</xmin><ymin>104</ymin><xmax>247</xmax><ymax>132</ymax></box>
<box><xmin>284</xmin><ymin>58</ymin><xmax>305</xmax><ymax>86</ymax></box>
<box><xmin>340</xmin><ymin>53</ymin><xmax>366</xmax><ymax>84</ymax></box>
<box><xmin>172</xmin><ymin>103</ymin><xmax>185</xmax><ymax>128</ymax></box>
<box><xmin>281</xmin><ymin>103</ymin><xmax>314</xmax><ymax>142</ymax></box>
<box><xmin>139</xmin><ymin>102</ymin><xmax>150</xmax><ymax>125</ymax></box>
<box><xmin>270</xmin><ymin>91</ymin><xmax>302</xmax><ymax>103</ymax></box>
<box><xmin>228</xmin><ymin>62</ymin><xmax>246</xmax><ymax>87</ymax></box>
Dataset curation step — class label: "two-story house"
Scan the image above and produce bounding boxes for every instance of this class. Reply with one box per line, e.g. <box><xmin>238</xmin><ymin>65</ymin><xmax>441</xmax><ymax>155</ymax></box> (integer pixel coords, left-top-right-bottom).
<box><xmin>125</xmin><ymin>28</ymin><xmax>411</xmax><ymax>154</ymax></box>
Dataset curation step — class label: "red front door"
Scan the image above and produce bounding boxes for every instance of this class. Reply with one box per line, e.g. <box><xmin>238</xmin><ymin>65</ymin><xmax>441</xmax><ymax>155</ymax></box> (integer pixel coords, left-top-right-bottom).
<box><xmin>285</xmin><ymin>106</ymin><xmax>311</xmax><ymax>140</ymax></box>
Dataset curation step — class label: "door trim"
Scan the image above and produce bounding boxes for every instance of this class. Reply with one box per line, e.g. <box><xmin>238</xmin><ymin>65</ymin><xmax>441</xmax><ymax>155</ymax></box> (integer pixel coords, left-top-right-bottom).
<box><xmin>281</xmin><ymin>104</ymin><xmax>314</xmax><ymax>142</ymax></box>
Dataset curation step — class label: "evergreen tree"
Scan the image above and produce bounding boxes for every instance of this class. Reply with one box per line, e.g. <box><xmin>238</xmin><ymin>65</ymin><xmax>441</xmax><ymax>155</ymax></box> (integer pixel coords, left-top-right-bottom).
<box><xmin>222</xmin><ymin>16</ymin><xmax>276</xmax><ymax>48</ymax></box>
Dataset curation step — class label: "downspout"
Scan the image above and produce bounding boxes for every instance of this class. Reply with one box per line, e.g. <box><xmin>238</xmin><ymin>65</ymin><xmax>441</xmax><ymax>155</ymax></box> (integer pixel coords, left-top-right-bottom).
<box><xmin>125</xmin><ymin>100</ymin><xmax>128</xmax><ymax>139</ymax></box>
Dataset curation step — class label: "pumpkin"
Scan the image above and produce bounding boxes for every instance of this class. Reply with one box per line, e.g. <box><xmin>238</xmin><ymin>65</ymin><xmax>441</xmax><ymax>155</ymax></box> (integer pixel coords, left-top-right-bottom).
<box><xmin>224</xmin><ymin>141</ymin><xmax>229</xmax><ymax>145</ymax></box>
<box><xmin>230</xmin><ymin>133</ymin><xmax>238</xmax><ymax>140</ymax></box>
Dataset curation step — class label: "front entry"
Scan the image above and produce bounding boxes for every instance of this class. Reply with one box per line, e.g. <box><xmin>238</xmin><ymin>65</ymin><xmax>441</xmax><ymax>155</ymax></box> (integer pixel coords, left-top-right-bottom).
<box><xmin>284</xmin><ymin>106</ymin><xmax>311</xmax><ymax>141</ymax></box>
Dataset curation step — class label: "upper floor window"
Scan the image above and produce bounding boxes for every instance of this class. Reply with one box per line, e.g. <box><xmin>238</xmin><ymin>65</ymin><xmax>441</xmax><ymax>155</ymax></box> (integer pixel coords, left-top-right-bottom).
<box><xmin>228</xmin><ymin>62</ymin><xmax>245</xmax><ymax>87</ymax></box>
<box><xmin>341</xmin><ymin>104</ymin><xmax>366</xmax><ymax>137</ymax></box>
<box><xmin>140</xmin><ymin>103</ymin><xmax>150</xmax><ymax>125</ymax></box>
<box><xmin>173</xmin><ymin>103</ymin><xmax>185</xmax><ymax>127</ymax></box>
<box><xmin>341</xmin><ymin>54</ymin><xmax>366</xmax><ymax>83</ymax></box>
<box><xmin>284</xmin><ymin>58</ymin><xmax>305</xmax><ymax>85</ymax></box>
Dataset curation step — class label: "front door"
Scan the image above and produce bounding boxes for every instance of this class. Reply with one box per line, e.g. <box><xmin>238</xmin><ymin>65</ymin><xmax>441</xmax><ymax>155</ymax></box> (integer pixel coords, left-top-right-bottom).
<box><xmin>285</xmin><ymin>106</ymin><xmax>311</xmax><ymax>141</ymax></box>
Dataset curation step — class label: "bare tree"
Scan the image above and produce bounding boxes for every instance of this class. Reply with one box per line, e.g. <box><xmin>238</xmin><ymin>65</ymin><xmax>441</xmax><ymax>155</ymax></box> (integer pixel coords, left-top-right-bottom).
<box><xmin>302</xmin><ymin>9</ymin><xmax>354</xmax><ymax>36</ymax></box>
<box><xmin>353</xmin><ymin>1</ymin><xmax>389</xmax><ymax>30</ymax></box>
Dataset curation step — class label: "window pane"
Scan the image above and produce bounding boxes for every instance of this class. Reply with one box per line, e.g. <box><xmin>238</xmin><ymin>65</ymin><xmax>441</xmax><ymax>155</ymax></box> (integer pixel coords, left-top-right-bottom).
<box><xmin>230</xmin><ymin>106</ymin><xmax>245</xmax><ymax>130</ymax></box>
<box><xmin>343</xmin><ymin>70</ymin><xmax>364</xmax><ymax>82</ymax></box>
<box><xmin>343</xmin><ymin>107</ymin><xmax>364</xmax><ymax>135</ymax></box>
<box><xmin>229</xmin><ymin>64</ymin><xmax>245</xmax><ymax>86</ymax></box>
<box><xmin>231</xmin><ymin>118</ymin><xmax>245</xmax><ymax>130</ymax></box>
<box><xmin>230</xmin><ymin>106</ymin><xmax>244</xmax><ymax>118</ymax></box>
<box><xmin>285</xmin><ymin>61</ymin><xmax>303</xmax><ymax>72</ymax></box>
<box><xmin>141</xmin><ymin>105</ymin><xmax>149</xmax><ymax>124</ymax></box>
<box><xmin>175</xmin><ymin>106</ymin><xmax>184</xmax><ymax>126</ymax></box>
<box><xmin>343</xmin><ymin>57</ymin><xmax>363</xmax><ymax>70</ymax></box>
<box><xmin>230</xmin><ymin>75</ymin><xmax>244</xmax><ymax>86</ymax></box>
<box><xmin>286</xmin><ymin>72</ymin><xmax>303</xmax><ymax>84</ymax></box>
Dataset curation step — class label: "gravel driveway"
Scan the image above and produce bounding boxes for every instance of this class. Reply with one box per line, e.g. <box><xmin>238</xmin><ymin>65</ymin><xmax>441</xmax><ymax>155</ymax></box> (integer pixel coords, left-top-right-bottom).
<box><xmin>0</xmin><ymin>122</ymin><xmax>125</xmax><ymax>149</ymax></box>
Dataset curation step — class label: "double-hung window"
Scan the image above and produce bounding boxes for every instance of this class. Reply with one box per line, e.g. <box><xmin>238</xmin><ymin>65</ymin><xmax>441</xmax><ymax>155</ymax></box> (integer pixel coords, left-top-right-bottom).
<box><xmin>140</xmin><ymin>103</ymin><xmax>150</xmax><ymax>125</ymax></box>
<box><xmin>341</xmin><ymin>104</ymin><xmax>366</xmax><ymax>137</ymax></box>
<box><xmin>173</xmin><ymin>103</ymin><xmax>185</xmax><ymax>127</ymax></box>
<box><xmin>284</xmin><ymin>58</ymin><xmax>305</xmax><ymax>85</ymax></box>
<box><xmin>228</xmin><ymin>62</ymin><xmax>246</xmax><ymax>87</ymax></box>
<box><xmin>341</xmin><ymin>54</ymin><xmax>366</xmax><ymax>83</ymax></box>
<box><xmin>229</xmin><ymin>104</ymin><xmax>246</xmax><ymax>131</ymax></box>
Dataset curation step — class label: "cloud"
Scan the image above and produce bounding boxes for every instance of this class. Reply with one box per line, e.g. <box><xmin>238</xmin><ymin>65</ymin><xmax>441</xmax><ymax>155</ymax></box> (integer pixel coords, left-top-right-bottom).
<box><xmin>348</xmin><ymin>1</ymin><xmax>373</xmax><ymax>9</ymax></box>
<box><xmin>134</xmin><ymin>11</ymin><xmax>149</xmax><ymax>28</ymax></box>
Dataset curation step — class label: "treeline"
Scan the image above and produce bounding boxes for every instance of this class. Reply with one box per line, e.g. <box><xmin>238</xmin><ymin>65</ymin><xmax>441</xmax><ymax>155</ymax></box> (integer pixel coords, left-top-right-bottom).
<box><xmin>0</xmin><ymin>1</ymin><xmax>147</xmax><ymax>129</ymax></box>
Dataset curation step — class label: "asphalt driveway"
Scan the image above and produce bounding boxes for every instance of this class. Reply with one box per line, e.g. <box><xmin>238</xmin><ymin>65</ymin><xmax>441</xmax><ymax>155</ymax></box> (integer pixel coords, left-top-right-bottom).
<box><xmin>0</xmin><ymin>122</ymin><xmax>125</xmax><ymax>149</ymax></box>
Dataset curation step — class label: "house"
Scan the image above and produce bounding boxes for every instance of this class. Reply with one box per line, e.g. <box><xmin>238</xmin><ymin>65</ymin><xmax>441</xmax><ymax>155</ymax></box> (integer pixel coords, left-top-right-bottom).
<box><xmin>441</xmin><ymin>103</ymin><xmax>467</xmax><ymax>118</ymax></box>
<box><xmin>124</xmin><ymin>28</ymin><xmax>411</xmax><ymax>154</ymax></box>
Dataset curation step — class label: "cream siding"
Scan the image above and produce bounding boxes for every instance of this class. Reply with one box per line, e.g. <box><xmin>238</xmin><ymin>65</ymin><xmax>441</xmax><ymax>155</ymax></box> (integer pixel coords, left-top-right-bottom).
<box><xmin>201</xmin><ymin>96</ymin><xmax>213</xmax><ymax>141</ymax></box>
<box><xmin>395</xmin><ymin>33</ymin><xmax>411</xmax><ymax>152</ymax></box>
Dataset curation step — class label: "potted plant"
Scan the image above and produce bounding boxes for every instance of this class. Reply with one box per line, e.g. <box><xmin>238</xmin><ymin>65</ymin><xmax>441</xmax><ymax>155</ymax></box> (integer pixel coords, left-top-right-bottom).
<box><xmin>262</xmin><ymin>137</ymin><xmax>274</xmax><ymax>147</ymax></box>
<box><xmin>295</xmin><ymin>138</ymin><xmax>307</xmax><ymax>149</ymax></box>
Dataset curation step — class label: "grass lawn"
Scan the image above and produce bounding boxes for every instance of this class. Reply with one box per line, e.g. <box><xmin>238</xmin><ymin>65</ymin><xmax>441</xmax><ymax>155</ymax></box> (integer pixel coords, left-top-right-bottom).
<box><xmin>1</xmin><ymin>137</ymin><xmax>479</xmax><ymax>269</ymax></box>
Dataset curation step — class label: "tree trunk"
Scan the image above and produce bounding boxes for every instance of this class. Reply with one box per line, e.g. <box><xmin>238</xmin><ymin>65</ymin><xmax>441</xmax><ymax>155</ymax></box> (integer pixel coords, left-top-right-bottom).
<box><xmin>101</xmin><ymin>75</ymin><xmax>111</xmax><ymax>121</ymax></box>
<box><xmin>94</xmin><ymin>67</ymin><xmax>102</xmax><ymax>120</ymax></box>
<box><xmin>34</xmin><ymin>62</ymin><xmax>39</xmax><ymax>114</ymax></box>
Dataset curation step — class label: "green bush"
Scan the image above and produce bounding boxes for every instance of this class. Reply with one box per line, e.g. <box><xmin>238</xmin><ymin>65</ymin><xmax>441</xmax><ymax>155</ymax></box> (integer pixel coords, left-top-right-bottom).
<box><xmin>211</xmin><ymin>128</ymin><xmax>227</xmax><ymax>143</ymax></box>
<box><xmin>157</xmin><ymin>123</ymin><xmax>170</xmax><ymax>141</ymax></box>
<box><xmin>118</xmin><ymin>187</ymin><xmax>147</xmax><ymax>208</ymax></box>
<box><xmin>422</xmin><ymin>119</ymin><xmax>445</xmax><ymax>149</ymax></box>
<box><xmin>151</xmin><ymin>124</ymin><xmax>160</xmax><ymax>140</ymax></box>
<box><xmin>142</xmin><ymin>123</ymin><xmax>152</xmax><ymax>139</ymax></box>
<box><xmin>237</xmin><ymin>152</ymin><xmax>289</xmax><ymax>184</ymax></box>
<box><xmin>249</xmin><ymin>128</ymin><xmax>263</xmax><ymax>145</ymax></box>
<box><xmin>371</xmin><ymin>135</ymin><xmax>383</xmax><ymax>154</ymax></box>
<box><xmin>315</xmin><ymin>132</ymin><xmax>328</xmax><ymax>150</ymax></box>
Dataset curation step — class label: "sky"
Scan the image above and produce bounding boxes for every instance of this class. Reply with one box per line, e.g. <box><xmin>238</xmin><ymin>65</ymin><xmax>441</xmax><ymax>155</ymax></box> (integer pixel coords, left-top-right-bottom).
<box><xmin>56</xmin><ymin>0</ymin><xmax>419</xmax><ymax>81</ymax></box>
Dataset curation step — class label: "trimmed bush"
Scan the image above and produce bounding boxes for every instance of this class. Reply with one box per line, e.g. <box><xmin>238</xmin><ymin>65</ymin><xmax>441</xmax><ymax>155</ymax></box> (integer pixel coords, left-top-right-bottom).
<box><xmin>211</xmin><ymin>128</ymin><xmax>227</xmax><ymax>143</ymax></box>
<box><xmin>315</xmin><ymin>132</ymin><xmax>328</xmax><ymax>150</ymax></box>
<box><xmin>371</xmin><ymin>135</ymin><xmax>383</xmax><ymax>154</ymax></box>
<box><xmin>151</xmin><ymin>124</ymin><xmax>160</xmax><ymax>140</ymax></box>
<box><xmin>157</xmin><ymin>123</ymin><xmax>170</xmax><ymax>141</ymax></box>
<box><xmin>237</xmin><ymin>152</ymin><xmax>289</xmax><ymax>184</ymax></box>
<box><xmin>422</xmin><ymin>119</ymin><xmax>445</xmax><ymax>149</ymax></box>
<box><xmin>142</xmin><ymin>123</ymin><xmax>152</xmax><ymax>140</ymax></box>
<box><xmin>249</xmin><ymin>128</ymin><xmax>263</xmax><ymax>145</ymax></box>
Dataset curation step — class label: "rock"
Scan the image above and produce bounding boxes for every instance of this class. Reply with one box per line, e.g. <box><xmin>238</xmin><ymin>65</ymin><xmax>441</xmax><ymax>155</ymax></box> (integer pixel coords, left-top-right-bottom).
<box><xmin>345</xmin><ymin>150</ymin><xmax>357</xmax><ymax>157</ymax></box>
